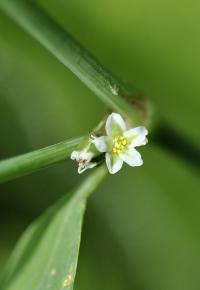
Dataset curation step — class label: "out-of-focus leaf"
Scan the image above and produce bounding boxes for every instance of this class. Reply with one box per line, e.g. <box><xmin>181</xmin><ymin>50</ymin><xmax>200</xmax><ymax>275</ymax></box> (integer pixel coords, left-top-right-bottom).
<box><xmin>74</xmin><ymin>206</ymin><xmax>140</xmax><ymax>290</ymax></box>
<box><xmin>0</xmin><ymin>166</ymin><xmax>106</xmax><ymax>290</ymax></box>
<box><xmin>37</xmin><ymin>0</ymin><xmax>200</xmax><ymax>145</ymax></box>
<box><xmin>85</xmin><ymin>146</ymin><xmax>200</xmax><ymax>290</ymax></box>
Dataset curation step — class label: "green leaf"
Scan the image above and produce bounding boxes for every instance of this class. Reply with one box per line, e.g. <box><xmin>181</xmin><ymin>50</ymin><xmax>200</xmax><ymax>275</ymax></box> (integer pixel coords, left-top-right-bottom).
<box><xmin>0</xmin><ymin>137</ymin><xmax>83</xmax><ymax>184</ymax></box>
<box><xmin>87</xmin><ymin>146</ymin><xmax>200</xmax><ymax>290</ymax></box>
<box><xmin>0</xmin><ymin>0</ymin><xmax>145</xmax><ymax>125</ymax></box>
<box><xmin>0</xmin><ymin>165</ymin><xmax>106</xmax><ymax>290</ymax></box>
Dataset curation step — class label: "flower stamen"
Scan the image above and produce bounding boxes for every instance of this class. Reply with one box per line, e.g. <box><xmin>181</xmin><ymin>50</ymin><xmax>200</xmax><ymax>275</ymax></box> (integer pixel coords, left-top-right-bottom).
<box><xmin>112</xmin><ymin>136</ymin><xmax>127</xmax><ymax>154</ymax></box>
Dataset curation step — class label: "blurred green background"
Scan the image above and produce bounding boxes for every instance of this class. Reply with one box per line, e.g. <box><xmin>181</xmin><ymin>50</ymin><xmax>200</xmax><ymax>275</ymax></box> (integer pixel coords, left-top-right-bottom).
<box><xmin>0</xmin><ymin>0</ymin><xmax>199</xmax><ymax>289</ymax></box>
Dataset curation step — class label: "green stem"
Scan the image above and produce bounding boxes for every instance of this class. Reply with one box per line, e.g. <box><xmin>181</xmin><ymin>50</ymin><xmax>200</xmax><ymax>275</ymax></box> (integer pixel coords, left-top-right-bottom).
<box><xmin>0</xmin><ymin>0</ymin><xmax>147</xmax><ymax>125</ymax></box>
<box><xmin>0</xmin><ymin>137</ymin><xmax>83</xmax><ymax>183</ymax></box>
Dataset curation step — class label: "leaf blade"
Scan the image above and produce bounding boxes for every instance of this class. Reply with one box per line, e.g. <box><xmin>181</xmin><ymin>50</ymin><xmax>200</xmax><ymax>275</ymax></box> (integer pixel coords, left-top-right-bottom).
<box><xmin>0</xmin><ymin>0</ymin><xmax>144</xmax><ymax>125</ymax></box>
<box><xmin>0</xmin><ymin>165</ymin><xmax>106</xmax><ymax>290</ymax></box>
<box><xmin>0</xmin><ymin>137</ymin><xmax>83</xmax><ymax>183</ymax></box>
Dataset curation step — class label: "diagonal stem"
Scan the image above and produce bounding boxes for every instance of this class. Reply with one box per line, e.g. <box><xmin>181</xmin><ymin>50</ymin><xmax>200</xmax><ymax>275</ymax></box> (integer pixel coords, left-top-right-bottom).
<box><xmin>0</xmin><ymin>137</ymin><xmax>84</xmax><ymax>183</ymax></box>
<box><xmin>0</xmin><ymin>0</ymin><xmax>147</xmax><ymax>125</ymax></box>
<box><xmin>0</xmin><ymin>0</ymin><xmax>199</xmax><ymax>175</ymax></box>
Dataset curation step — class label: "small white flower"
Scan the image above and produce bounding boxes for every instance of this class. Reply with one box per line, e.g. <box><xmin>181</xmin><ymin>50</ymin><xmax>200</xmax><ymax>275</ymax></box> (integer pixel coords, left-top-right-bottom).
<box><xmin>92</xmin><ymin>113</ymin><xmax>148</xmax><ymax>174</ymax></box>
<box><xmin>71</xmin><ymin>149</ymin><xmax>97</xmax><ymax>174</ymax></box>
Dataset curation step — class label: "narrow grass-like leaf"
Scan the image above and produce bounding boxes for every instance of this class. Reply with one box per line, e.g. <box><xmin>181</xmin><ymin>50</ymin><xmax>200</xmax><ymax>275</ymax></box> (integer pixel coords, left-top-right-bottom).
<box><xmin>0</xmin><ymin>0</ymin><xmax>145</xmax><ymax>125</ymax></box>
<box><xmin>1</xmin><ymin>0</ymin><xmax>198</xmax><ymax>167</ymax></box>
<box><xmin>0</xmin><ymin>137</ymin><xmax>83</xmax><ymax>183</ymax></box>
<box><xmin>0</xmin><ymin>165</ymin><xmax>106</xmax><ymax>290</ymax></box>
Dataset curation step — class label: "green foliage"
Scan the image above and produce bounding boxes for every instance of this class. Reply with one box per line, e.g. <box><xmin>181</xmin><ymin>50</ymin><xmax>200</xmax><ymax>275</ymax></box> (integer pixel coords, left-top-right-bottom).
<box><xmin>0</xmin><ymin>0</ymin><xmax>144</xmax><ymax>125</ymax></box>
<box><xmin>86</xmin><ymin>147</ymin><xmax>199</xmax><ymax>290</ymax></box>
<box><xmin>0</xmin><ymin>0</ymin><xmax>199</xmax><ymax>290</ymax></box>
<box><xmin>0</xmin><ymin>137</ymin><xmax>83</xmax><ymax>183</ymax></box>
<box><xmin>0</xmin><ymin>166</ymin><xmax>106</xmax><ymax>290</ymax></box>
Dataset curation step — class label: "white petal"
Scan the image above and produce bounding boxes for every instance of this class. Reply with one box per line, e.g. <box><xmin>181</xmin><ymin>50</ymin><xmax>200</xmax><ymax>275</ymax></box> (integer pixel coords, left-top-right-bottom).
<box><xmin>106</xmin><ymin>113</ymin><xmax>126</xmax><ymax>137</ymax></box>
<box><xmin>78</xmin><ymin>164</ymin><xmax>87</xmax><ymax>174</ymax></box>
<box><xmin>78</xmin><ymin>162</ymin><xmax>97</xmax><ymax>174</ymax></box>
<box><xmin>79</xmin><ymin>151</ymin><xmax>94</xmax><ymax>161</ymax></box>
<box><xmin>121</xmin><ymin>148</ymin><xmax>143</xmax><ymax>167</ymax></box>
<box><xmin>87</xmin><ymin>162</ymin><xmax>97</xmax><ymax>169</ymax></box>
<box><xmin>91</xmin><ymin>136</ymin><xmax>108</xmax><ymax>152</ymax></box>
<box><xmin>124</xmin><ymin>126</ymin><xmax>148</xmax><ymax>147</ymax></box>
<box><xmin>105</xmin><ymin>153</ymin><xmax>123</xmax><ymax>174</ymax></box>
<box><xmin>71</xmin><ymin>150</ymin><xmax>79</xmax><ymax>160</ymax></box>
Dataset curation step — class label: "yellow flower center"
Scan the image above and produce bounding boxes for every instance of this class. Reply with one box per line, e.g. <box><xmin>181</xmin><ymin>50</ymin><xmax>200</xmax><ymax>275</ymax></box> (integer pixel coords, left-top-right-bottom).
<box><xmin>112</xmin><ymin>136</ymin><xmax>127</xmax><ymax>154</ymax></box>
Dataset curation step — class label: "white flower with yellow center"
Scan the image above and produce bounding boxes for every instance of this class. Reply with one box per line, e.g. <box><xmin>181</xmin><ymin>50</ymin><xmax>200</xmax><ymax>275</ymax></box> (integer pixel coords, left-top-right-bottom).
<box><xmin>92</xmin><ymin>113</ymin><xmax>148</xmax><ymax>174</ymax></box>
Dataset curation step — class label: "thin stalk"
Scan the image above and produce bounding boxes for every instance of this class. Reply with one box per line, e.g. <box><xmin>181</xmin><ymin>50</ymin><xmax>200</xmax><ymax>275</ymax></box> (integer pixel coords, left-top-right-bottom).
<box><xmin>0</xmin><ymin>0</ymin><xmax>146</xmax><ymax>125</ymax></box>
<box><xmin>0</xmin><ymin>137</ymin><xmax>83</xmax><ymax>183</ymax></box>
